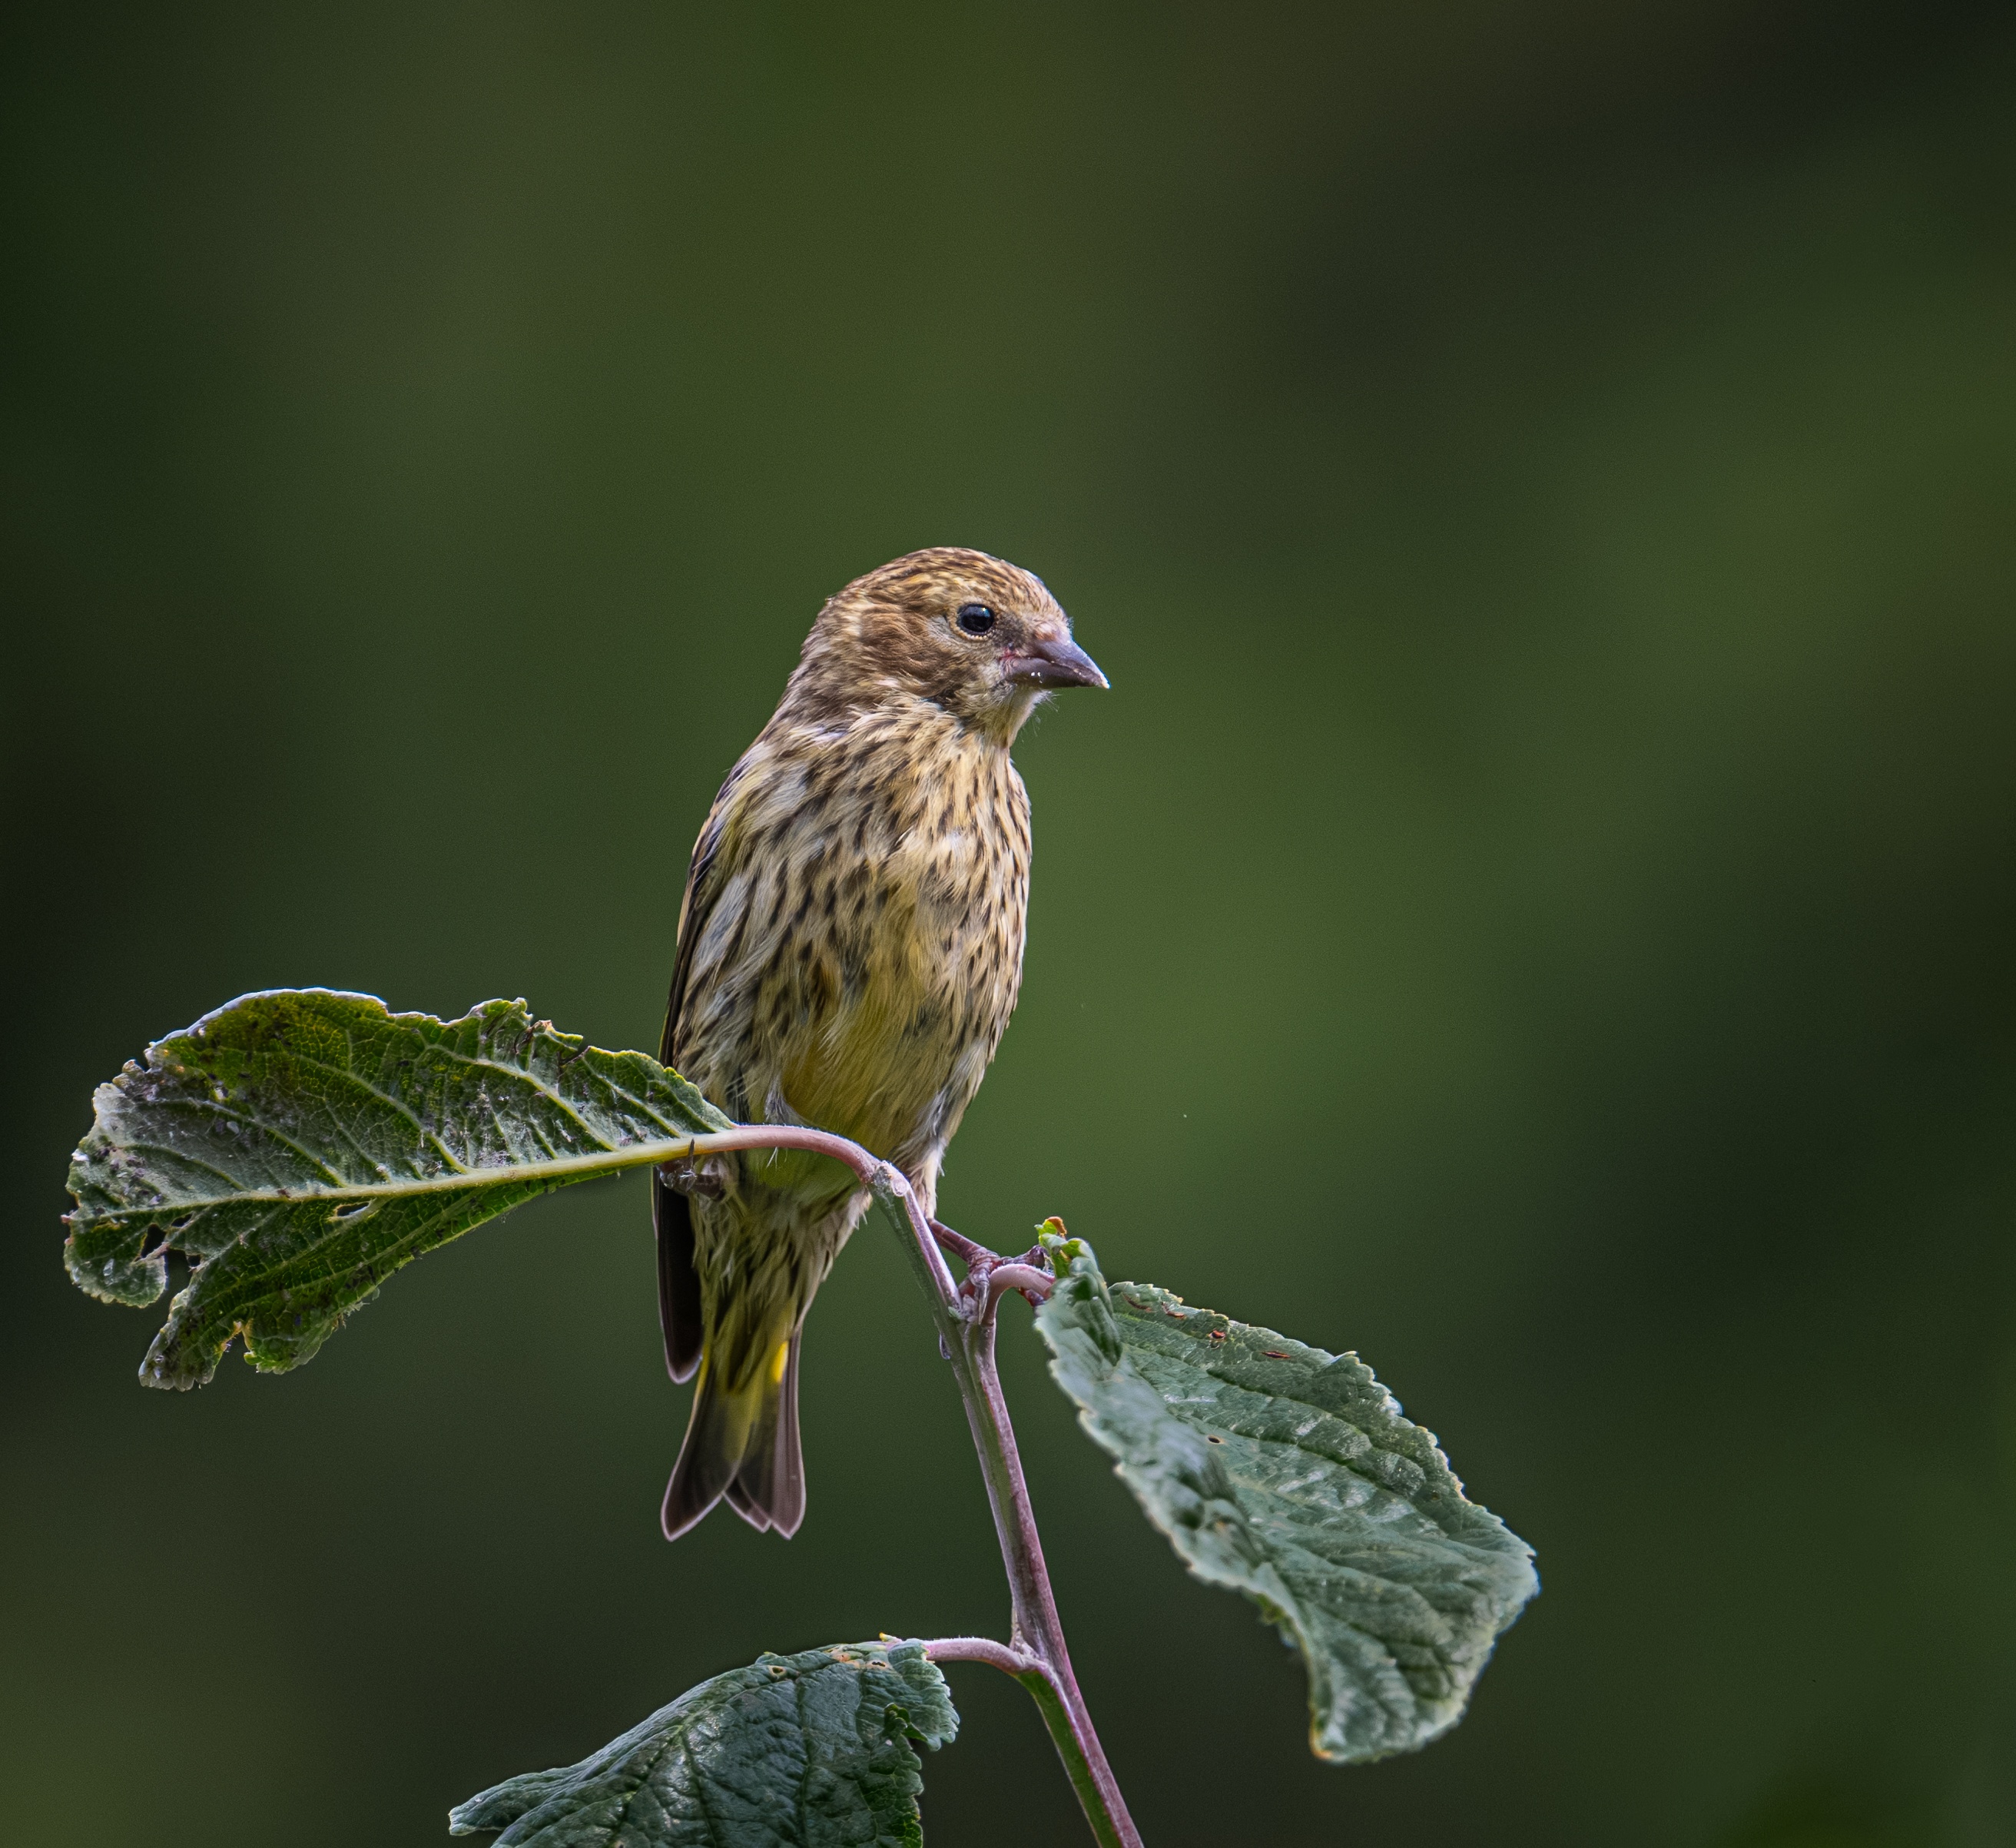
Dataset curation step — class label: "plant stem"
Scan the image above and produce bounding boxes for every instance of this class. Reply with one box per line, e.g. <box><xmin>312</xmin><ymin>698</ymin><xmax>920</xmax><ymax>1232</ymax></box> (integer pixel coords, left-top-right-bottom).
<box><xmin>950</xmin><ymin>1306</ymin><xmax>1140</xmax><ymax>1847</ymax></box>
<box><xmin>983</xmin><ymin>1262</ymin><xmax>1056</xmax><ymax>1309</ymax></box>
<box><xmin>920</xmin><ymin>1636</ymin><xmax>1039</xmax><ymax>1676</ymax></box>
<box><xmin>254</xmin><ymin>1103</ymin><xmax>1133</xmax><ymax>1836</ymax></box>
<box><xmin>670</xmin><ymin>1131</ymin><xmax>1139</xmax><ymax>1843</ymax></box>
<box><xmin>872</xmin><ymin>1179</ymin><xmax>1144</xmax><ymax>1848</ymax></box>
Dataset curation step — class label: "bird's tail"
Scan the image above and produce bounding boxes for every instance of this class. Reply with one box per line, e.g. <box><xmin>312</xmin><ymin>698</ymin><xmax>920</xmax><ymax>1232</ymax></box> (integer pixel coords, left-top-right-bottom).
<box><xmin>661</xmin><ymin>1322</ymin><xmax>804</xmax><ymax>1541</ymax></box>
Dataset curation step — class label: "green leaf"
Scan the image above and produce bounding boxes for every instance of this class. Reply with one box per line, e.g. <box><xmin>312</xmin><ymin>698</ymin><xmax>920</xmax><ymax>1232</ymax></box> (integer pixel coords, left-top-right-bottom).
<box><xmin>63</xmin><ymin>990</ymin><xmax>730</xmax><ymax>1388</ymax></box>
<box><xmin>1033</xmin><ymin>1236</ymin><xmax>1538</xmax><ymax>1763</ymax></box>
<box><xmin>449</xmin><ymin>1640</ymin><xmax>958</xmax><ymax>1847</ymax></box>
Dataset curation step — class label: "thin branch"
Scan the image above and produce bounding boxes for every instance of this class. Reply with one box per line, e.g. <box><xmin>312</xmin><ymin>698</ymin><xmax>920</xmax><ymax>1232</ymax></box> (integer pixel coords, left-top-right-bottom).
<box><xmin>565</xmin><ymin>1121</ymin><xmax>1126</xmax><ymax>1840</ymax></box>
<box><xmin>78</xmin><ymin>1123</ymin><xmax>886</xmax><ymax>1218</ymax></box>
<box><xmin>104</xmin><ymin>1072</ymin><xmax>1130</xmax><ymax>1838</ymax></box>
<box><xmin>682</xmin><ymin>1141</ymin><xmax>1135</xmax><ymax>1840</ymax></box>
<box><xmin>983</xmin><ymin>1263</ymin><xmax>1056</xmax><ymax>1313</ymax></box>
<box><xmin>864</xmin><ymin>1171</ymin><xmax>961</xmax><ymax>1311</ymax></box>
<box><xmin>917</xmin><ymin>1636</ymin><xmax>1041</xmax><ymax>1677</ymax></box>
<box><xmin>877</xmin><ymin>1201</ymin><xmax>1142</xmax><ymax>1848</ymax></box>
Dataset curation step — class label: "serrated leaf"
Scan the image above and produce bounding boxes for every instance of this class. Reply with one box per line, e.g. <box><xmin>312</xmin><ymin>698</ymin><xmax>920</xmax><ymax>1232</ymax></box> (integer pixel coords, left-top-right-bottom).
<box><xmin>450</xmin><ymin>1641</ymin><xmax>958</xmax><ymax>1848</ymax></box>
<box><xmin>63</xmin><ymin>990</ymin><xmax>730</xmax><ymax>1388</ymax></box>
<box><xmin>1034</xmin><ymin>1242</ymin><xmax>1537</xmax><ymax>1763</ymax></box>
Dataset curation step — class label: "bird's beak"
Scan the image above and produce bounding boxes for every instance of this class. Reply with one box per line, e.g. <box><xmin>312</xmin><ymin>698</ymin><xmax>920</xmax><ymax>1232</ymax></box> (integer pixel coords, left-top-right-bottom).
<box><xmin>1005</xmin><ymin>632</ymin><xmax>1110</xmax><ymax>692</ymax></box>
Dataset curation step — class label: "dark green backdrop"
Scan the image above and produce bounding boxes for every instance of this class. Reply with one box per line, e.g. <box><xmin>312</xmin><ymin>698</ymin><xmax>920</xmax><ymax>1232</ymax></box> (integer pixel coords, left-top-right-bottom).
<box><xmin>5</xmin><ymin>5</ymin><xmax>2014</xmax><ymax>1844</ymax></box>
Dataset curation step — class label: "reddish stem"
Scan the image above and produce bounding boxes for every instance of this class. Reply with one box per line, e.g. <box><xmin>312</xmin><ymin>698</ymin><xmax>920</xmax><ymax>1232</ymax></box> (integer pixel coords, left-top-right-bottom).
<box><xmin>983</xmin><ymin>1263</ymin><xmax>1056</xmax><ymax>1311</ymax></box>
<box><xmin>661</xmin><ymin>1123</ymin><xmax>1141</xmax><ymax>1846</ymax></box>
<box><xmin>920</xmin><ymin>1635</ymin><xmax>1040</xmax><ymax>1677</ymax></box>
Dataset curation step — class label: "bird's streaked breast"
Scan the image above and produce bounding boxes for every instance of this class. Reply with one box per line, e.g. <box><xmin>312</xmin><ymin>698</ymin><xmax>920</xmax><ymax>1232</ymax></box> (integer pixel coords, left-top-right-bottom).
<box><xmin>675</xmin><ymin>702</ymin><xmax>1030</xmax><ymax>1186</ymax></box>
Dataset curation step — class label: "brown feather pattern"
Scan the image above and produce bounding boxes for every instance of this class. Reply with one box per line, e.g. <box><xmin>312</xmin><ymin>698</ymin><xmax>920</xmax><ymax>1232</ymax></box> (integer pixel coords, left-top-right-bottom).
<box><xmin>655</xmin><ymin>546</ymin><xmax>1099</xmax><ymax>1539</ymax></box>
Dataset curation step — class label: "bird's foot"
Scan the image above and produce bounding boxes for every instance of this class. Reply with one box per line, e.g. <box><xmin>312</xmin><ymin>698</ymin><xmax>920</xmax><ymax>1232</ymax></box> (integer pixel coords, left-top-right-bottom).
<box><xmin>659</xmin><ymin>1155</ymin><xmax>728</xmax><ymax>1199</ymax></box>
<box><xmin>929</xmin><ymin>1221</ymin><xmax>1057</xmax><ymax>1321</ymax></box>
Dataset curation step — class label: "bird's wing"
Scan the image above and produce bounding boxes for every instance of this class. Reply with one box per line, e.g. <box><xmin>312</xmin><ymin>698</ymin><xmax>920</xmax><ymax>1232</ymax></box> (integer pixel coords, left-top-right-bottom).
<box><xmin>652</xmin><ymin>778</ymin><xmax>738</xmax><ymax>1385</ymax></box>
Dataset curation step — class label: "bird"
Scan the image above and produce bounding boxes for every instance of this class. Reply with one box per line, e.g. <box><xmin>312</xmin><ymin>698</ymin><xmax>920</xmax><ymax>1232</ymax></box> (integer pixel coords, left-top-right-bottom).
<box><xmin>652</xmin><ymin>546</ymin><xmax>1107</xmax><ymax>1541</ymax></box>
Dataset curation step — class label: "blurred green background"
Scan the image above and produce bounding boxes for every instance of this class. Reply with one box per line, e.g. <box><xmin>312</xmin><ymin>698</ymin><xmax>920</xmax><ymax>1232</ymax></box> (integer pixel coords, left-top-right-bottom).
<box><xmin>5</xmin><ymin>3</ymin><xmax>2014</xmax><ymax>1843</ymax></box>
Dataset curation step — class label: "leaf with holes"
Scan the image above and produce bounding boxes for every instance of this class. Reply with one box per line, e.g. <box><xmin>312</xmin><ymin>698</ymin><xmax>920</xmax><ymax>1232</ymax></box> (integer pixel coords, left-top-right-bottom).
<box><xmin>449</xmin><ymin>1640</ymin><xmax>958</xmax><ymax>1847</ymax></box>
<box><xmin>1034</xmin><ymin>1234</ymin><xmax>1537</xmax><ymax>1763</ymax></box>
<box><xmin>62</xmin><ymin>989</ymin><xmax>730</xmax><ymax>1387</ymax></box>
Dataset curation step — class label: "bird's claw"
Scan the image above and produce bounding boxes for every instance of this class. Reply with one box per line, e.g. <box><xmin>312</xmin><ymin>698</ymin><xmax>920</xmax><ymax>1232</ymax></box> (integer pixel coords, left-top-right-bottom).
<box><xmin>659</xmin><ymin>1155</ymin><xmax>728</xmax><ymax>1199</ymax></box>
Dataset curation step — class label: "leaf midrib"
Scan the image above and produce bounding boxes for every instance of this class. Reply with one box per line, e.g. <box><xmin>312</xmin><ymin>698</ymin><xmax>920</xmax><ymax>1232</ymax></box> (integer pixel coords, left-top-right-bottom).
<box><xmin>147</xmin><ymin>1037</ymin><xmax>662</xmax><ymax>1186</ymax></box>
<box><xmin>71</xmin><ymin>1132</ymin><xmax>717</xmax><ymax>1226</ymax></box>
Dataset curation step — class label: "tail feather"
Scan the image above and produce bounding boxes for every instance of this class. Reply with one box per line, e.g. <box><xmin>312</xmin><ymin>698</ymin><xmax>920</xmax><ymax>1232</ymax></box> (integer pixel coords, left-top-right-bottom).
<box><xmin>721</xmin><ymin>1475</ymin><xmax>771</xmax><ymax>1533</ymax></box>
<box><xmin>653</xmin><ymin>1175</ymin><xmax>703</xmax><ymax>1384</ymax></box>
<box><xmin>661</xmin><ymin>1331</ymin><xmax>805</xmax><ymax>1541</ymax></box>
<box><xmin>728</xmin><ymin>1334</ymin><xmax>804</xmax><ymax>1538</ymax></box>
<box><xmin>661</xmin><ymin>1355</ymin><xmax>754</xmax><ymax>1540</ymax></box>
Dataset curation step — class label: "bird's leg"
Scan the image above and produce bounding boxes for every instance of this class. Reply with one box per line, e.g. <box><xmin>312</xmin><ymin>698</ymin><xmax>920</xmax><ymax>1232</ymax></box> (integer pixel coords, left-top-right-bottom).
<box><xmin>926</xmin><ymin>1219</ymin><xmax>1059</xmax><ymax>1319</ymax></box>
<box><xmin>927</xmin><ymin>1217</ymin><xmax>986</xmax><ymax>1264</ymax></box>
<box><xmin>929</xmin><ymin>1217</ymin><xmax>1001</xmax><ymax>1316</ymax></box>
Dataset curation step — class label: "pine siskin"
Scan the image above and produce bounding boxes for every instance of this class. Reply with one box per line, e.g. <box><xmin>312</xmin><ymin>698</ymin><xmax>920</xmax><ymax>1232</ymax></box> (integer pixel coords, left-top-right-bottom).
<box><xmin>653</xmin><ymin>546</ymin><xmax>1107</xmax><ymax>1540</ymax></box>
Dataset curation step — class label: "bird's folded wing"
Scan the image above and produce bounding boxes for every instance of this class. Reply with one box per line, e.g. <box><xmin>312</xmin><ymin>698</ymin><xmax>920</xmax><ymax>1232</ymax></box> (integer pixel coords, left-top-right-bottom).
<box><xmin>654</xmin><ymin>785</ymin><xmax>735</xmax><ymax>1385</ymax></box>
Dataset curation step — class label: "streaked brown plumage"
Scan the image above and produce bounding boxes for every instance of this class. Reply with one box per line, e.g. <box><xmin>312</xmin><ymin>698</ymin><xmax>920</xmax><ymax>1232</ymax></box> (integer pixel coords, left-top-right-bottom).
<box><xmin>654</xmin><ymin>546</ymin><xmax>1107</xmax><ymax>1539</ymax></box>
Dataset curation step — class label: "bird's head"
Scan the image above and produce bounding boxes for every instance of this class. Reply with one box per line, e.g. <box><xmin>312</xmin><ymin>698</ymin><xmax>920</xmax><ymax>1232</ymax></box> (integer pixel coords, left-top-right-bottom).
<box><xmin>789</xmin><ymin>546</ymin><xmax>1107</xmax><ymax>744</ymax></box>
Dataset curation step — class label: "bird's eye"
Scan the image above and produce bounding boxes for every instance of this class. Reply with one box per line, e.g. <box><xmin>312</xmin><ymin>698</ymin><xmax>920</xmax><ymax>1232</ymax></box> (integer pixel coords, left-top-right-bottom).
<box><xmin>956</xmin><ymin>603</ymin><xmax>997</xmax><ymax>635</ymax></box>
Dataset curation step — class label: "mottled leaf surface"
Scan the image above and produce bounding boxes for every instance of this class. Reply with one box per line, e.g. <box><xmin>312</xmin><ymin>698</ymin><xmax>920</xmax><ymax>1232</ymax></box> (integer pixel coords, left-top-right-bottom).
<box><xmin>63</xmin><ymin>990</ymin><xmax>729</xmax><ymax>1387</ymax></box>
<box><xmin>450</xmin><ymin>1641</ymin><xmax>957</xmax><ymax>1848</ymax></box>
<box><xmin>1034</xmin><ymin>1237</ymin><xmax>1537</xmax><ymax>1763</ymax></box>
